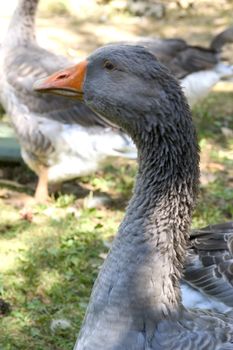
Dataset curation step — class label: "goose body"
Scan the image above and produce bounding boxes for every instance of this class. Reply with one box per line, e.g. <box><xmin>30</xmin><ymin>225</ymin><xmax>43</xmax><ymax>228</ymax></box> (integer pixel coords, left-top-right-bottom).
<box><xmin>180</xmin><ymin>63</ymin><xmax>233</xmax><ymax>106</ymax></box>
<box><xmin>129</xmin><ymin>30</ymin><xmax>233</xmax><ymax>106</ymax></box>
<box><xmin>18</xmin><ymin>115</ymin><xmax>135</xmax><ymax>184</ymax></box>
<box><xmin>35</xmin><ymin>45</ymin><xmax>233</xmax><ymax>349</ymax></box>
<box><xmin>0</xmin><ymin>0</ymin><xmax>135</xmax><ymax>201</ymax></box>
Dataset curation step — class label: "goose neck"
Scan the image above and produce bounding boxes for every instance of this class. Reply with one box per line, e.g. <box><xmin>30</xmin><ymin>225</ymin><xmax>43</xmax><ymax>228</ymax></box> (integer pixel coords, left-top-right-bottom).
<box><xmin>120</xmin><ymin>121</ymin><xmax>199</xmax><ymax>310</ymax></box>
<box><xmin>84</xmin><ymin>111</ymin><xmax>199</xmax><ymax>326</ymax></box>
<box><xmin>4</xmin><ymin>0</ymin><xmax>39</xmax><ymax>47</ymax></box>
<box><xmin>76</xmin><ymin>120</ymin><xmax>199</xmax><ymax>350</ymax></box>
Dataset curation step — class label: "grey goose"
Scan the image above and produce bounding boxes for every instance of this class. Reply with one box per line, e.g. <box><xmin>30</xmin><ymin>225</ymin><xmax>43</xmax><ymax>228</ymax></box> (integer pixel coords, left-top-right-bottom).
<box><xmin>35</xmin><ymin>44</ymin><xmax>233</xmax><ymax>349</ymax></box>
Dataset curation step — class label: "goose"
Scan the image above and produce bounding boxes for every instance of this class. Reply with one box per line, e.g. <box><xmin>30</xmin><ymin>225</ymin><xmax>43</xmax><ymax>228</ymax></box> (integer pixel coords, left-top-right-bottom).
<box><xmin>0</xmin><ymin>0</ymin><xmax>136</xmax><ymax>203</ymax></box>
<box><xmin>35</xmin><ymin>44</ymin><xmax>233</xmax><ymax>349</ymax></box>
<box><xmin>134</xmin><ymin>27</ymin><xmax>233</xmax><ymax>106</ymax></box>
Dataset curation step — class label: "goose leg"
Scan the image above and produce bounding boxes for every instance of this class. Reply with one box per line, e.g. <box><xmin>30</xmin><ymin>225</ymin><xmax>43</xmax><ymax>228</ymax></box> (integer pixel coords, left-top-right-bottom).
<box><xmin>35</xmin><ymin>166</ymin><xmax>49</xmax><ymax>203</ymax></box>
<box><xmin>19</xmin><ymin>167</ymin><xmax>50</xmax><ymax>221</ymax></box>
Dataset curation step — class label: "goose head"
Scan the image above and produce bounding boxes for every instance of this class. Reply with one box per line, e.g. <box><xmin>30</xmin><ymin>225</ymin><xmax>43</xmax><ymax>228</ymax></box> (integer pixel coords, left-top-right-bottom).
<box><xmin>34</xmin><ymin>45</ymin><xmax>189</xmax><ymax>141</ymax></box>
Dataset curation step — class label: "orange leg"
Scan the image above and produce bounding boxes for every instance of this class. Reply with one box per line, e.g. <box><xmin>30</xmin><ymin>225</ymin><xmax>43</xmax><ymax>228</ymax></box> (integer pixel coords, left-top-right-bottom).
<box><xmin>35</xmin><ymin>166</ymin><xmax>49</xmax><ymax>203</ymax></box>
<box><xmin>18</xmin><ymin>167</ymin><xmax>50</xmax><ymax>221</ymax></box>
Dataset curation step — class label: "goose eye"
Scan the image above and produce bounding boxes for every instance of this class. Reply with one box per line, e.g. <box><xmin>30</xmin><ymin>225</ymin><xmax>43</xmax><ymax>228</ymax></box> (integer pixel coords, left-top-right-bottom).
<box><xmin>104</xmin><ymin>61</ymin><xmax>115</xmax><ymax>71</ymax></box>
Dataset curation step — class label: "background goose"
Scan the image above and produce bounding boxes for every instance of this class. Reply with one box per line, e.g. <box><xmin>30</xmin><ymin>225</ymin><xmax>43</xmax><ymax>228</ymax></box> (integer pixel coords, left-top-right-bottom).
<box><xmin>0</xmin><ymin>0</ymin><xmax>136</xmax><ymax>203</ymax></box>
<box><xmin>127</xmin><ymin>26</ymin><xmax>233</xmax><ymax>106</ymax></box>
<box><xmin>35</xmin><ymin>44</ymin><xmax>233</xmax><ymax>350</ymax></box>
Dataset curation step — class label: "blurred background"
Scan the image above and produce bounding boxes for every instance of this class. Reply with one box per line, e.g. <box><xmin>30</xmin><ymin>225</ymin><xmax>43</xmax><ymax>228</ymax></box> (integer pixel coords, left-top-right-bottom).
<box><xmin>0</xmin><ymin>1</ymin><xmax>232</xmax><ymax>349</ymax></box>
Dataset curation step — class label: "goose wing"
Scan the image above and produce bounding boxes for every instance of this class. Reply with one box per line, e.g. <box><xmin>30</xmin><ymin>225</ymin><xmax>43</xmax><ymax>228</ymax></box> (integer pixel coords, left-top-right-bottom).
<box><xmin>151</xmin><ymin>309</ymin><xmax>233</xmax><ymax>350</ymax></box>
<box><xmin>4</xmin><ymin>45</ymin><xmax>112</xmax><ymax>128</ymax></box>
<box><xmin>137</xmin><ymin>38</ymin><xmax>219</xmax><ymax>79</ymax></box>
<box><xmin>136</xmin><ymin>26</ymin><xmax>233</xmax><ymax>79</ymax></box>
<box><xmin>184</xmin><ymin>222</ymin><xmax>233</xmax><ymax>308</ymax></box>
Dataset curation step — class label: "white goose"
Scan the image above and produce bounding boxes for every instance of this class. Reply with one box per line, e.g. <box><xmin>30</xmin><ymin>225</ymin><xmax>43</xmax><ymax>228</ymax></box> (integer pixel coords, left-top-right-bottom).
<box><xmin>0</xmin><ymin>0</ymin><xmax>136</xmax><ymax>202</ymax></box>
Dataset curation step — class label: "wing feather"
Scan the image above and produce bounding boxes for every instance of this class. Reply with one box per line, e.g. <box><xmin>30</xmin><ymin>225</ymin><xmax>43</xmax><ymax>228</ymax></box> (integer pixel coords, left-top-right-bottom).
<box><xmin>184</xmin><ymin>222</ymin><xmax>233</xmax><ymax>307</ymax></box>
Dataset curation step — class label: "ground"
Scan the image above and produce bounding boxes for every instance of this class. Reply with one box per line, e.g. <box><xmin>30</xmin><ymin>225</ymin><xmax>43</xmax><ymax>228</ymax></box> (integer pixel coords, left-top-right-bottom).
<box><xmin>0</xmin><ymin>1</ymin><xmax>233</xmax><ymax>349</ymax></box>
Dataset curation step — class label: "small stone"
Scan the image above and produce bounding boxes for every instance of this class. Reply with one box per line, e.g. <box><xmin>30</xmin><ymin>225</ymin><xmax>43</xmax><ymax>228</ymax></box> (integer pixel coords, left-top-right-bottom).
<box><xmin>127</xmin><ymin>1</ymin><xmax>165</xmax><ymax>18</ymax></box>
<box><xmin>66</xmin><ymin>206</ymin><xmax>81</xmax><ymax>218</ymax></box>
<box><xmin>84</xmin><ymin>194</ymin><xmax>111</xmax><ymax>209</ymax></box>
<box><xmin>50</xmin><ymin>319</ymin><xmax>72</xmax><ymax>333</ymax></box>
<box><xmin>221</xmin><ymin>127</ymin><xmax>233</xmax><ymax>138</ymax></box>
<box><xmin>99</xmin><ymin>252</ymin><xmax>108</xmax><ymax>260</ymax></box>
<box><xmin>200</xmin><ymin>172</ymin><xmax>217</xmax><ymax>186</ymax></box>
<box><xmin>103</xmin><ymin>240</ymin><xmax>112</xmax><ymax>249</ymax></box>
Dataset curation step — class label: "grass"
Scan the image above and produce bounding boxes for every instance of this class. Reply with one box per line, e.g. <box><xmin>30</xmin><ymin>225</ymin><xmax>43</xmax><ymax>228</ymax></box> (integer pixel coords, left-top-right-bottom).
<box><xmin>0</xmin><ymin>168</ymin><xmax>130</xmax><ymax>349</ymax></box>
<box><xmin>0</xmin><ymin>1</ymin><xmax>233</xmax><ymax>348</ymax></box>
<box><xmin>0</xmin><ymin>220</ymin><xmax>102</xmax><ymax>349</ymax></box>
<box><xmin>191</xmin><ymin>91</ymin><xmax>233</xmax><ymax>227</ymax></box>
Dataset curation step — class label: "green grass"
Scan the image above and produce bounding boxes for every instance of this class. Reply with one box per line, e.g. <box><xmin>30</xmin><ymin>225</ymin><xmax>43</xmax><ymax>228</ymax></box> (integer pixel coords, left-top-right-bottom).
<box><xmin>0</xmin><ymin>208</ymin><xmax>107</xmax><ymax>349</ymax></box>
<box><xmin>191</xmin><ymin>90</ymin><xmax>233</xmax><ymax>226</ymax></box>
<box><xmin>0</xmin><ymin>159</ymin><xmax>136</xmax><ymax>349</ymax></box>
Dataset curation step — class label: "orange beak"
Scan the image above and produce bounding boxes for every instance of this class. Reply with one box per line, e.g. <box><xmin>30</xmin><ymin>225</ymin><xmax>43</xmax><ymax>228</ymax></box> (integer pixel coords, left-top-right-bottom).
<box><xmin>33</xmin><ymin>60</ymin><xmax>88</xmax><ymax>100</ymax></box>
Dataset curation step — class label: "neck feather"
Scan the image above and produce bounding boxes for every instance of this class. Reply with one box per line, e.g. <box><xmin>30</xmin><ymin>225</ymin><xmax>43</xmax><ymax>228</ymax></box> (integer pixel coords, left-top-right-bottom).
<box><xmin>76</xmin><ymin>96</ymin><xmax>200</xmax><ymax>348</ymax></box>
<box><xmin>5</xmin><ymin>0</ymin><xmax>39</xmax><ymax>47</ymax></box>
<box><xmin>119</xmin><ymin>113</ymin><xmax>199</xmax><ymax>311</ymax></box>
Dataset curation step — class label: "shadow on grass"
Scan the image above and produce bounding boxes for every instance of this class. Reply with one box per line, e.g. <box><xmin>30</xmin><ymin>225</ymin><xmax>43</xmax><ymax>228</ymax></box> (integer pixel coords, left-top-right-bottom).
<box><xmin>0</xmin><ymin>221</ymin><xmax>33</xmax><ymax>239</ymax></box>
<box><xmin>0</xmin><ymin>214</ymin><xmax>107</xmax><ymax>350</ymax></box>
<box><xmin>0</xmin><ymin>162</ymin><xmax>36</xmax><ymax>197</ymax></box>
